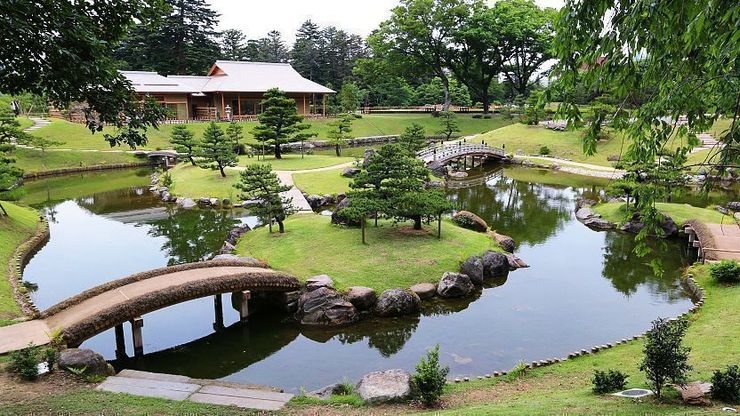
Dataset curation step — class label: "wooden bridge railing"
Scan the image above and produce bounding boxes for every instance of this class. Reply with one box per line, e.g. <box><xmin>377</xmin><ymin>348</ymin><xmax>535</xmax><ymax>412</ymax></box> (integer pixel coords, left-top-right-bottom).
<box><xmin>417</xmin><ymin>143</ymin><xmax>507</xmax><ymax>164</ymax></box>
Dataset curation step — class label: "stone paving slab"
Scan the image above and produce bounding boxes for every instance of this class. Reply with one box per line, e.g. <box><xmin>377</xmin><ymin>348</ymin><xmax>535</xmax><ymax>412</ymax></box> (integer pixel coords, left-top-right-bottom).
<box><xmin>101</xmin><ymin>376</ymin><xmax>201</xmax><ymax>393</ymax></box>
<box><xmin>189</xmin><ymin>392</ymin><xmax>286</xmax><ymax>410</ymax></box>
<box><xmin>117</xmin><ymin>369</ymin><xmax>191</xmax><ymax>383</ymax></box>
<box><xmin>97</xmin><ymin>382</ymin><xmax>195</xmax><ymax>401</ymax></box>
<box><xmin>199</xmin><ymin>384</ymin><xmax>294</xmax><ymax>402</ymax></box>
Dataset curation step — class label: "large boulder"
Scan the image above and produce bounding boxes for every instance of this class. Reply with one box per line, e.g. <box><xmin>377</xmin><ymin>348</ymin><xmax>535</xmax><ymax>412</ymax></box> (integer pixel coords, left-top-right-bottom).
<box><xmin>356</xmin><ymin>369</ymin><xmax>412</xmax><ymax>404</ymax></box>
<box><xmin>575</xmin><ymin>207</ymin><xmax>595</xmax><ymax>221</ymax></box>
<box><xmin>492</xmin><ymin>232</ymin><xmax>516</xmax><ymax>253</ymax></box>
<box><xmin>342</xmin><ymin>168</ymin><xmax>361</xmax><ymax>177</ymax></box>
<box><xmin>482</xmin><ymin>251</ymin><xmax>509</xmax><ymax>278</ymax></box>
<box><xmin>621</xmin><ymin>212</ymin><xmax>678</xmax><ymax>237</ymax></box>
<box><xmin>345</xmin><ymin>286</ymin><xmax>377</xmax><ymax>311</ymax></box>
<box><xmin>59</xmin><ymin>348</ymin><xmax>113</xmax><ymax>378</ymax></box>
<box><xmin>306</xmin><ymin>274</ymin><xmax>334</xmax><ymax>291</ymax></box>
<box><xmin>306</xmin><ymin>195</ymin><xmax>323</xmax><ymax>209</ymax></box>
<box><xmin>296</xmin><ymin>287</ymin><xmax>357</xmax><ymax>326</ymax></box>
<box><xmin>676</xmin><ymin>381</ymin><xmax>712</xmax><ymax>406</ymax></box>
<box><xmin>460</xmin><ymin>256</ymin><xmax>484</xmax><ymax>285</ymax></box>
<box><xmin>410</xmin><ymin>283</ymin><xmax>437</xmax><ymax>300</ymax></box>
<box><xmin>375</xmin><ymin>289</ymin><xmax>421</xmax><ymax>317</ymax></box>
<box><xmin>726</xmin><ymin>201</ymin><xmax>740</xmax><ymax>211</ymax></box>
<box><xmin>583</xmin><ymin>216</ymin><xmax>615</xmax><ymax>230</ymax></box>
<box><xmin>177</xmin><ymin>198</ymin><xmax>196</xmax><ymax>210</ymax></box>
<box><xmin>506</xmin><ymin>254</ymin><xmax>530</xmax><ymax>270</ymax></box>
<box><xmin>331</xmin><ymin>197</ymin><xmax>359</xmax><ymax>226</ymax></box>
<box><xmin>452</xmin><ymin>211</ymin><xmax>489</xmax><ymax>232</ymax></box>
<box><xmin>437</xmin><ymin>272</ymin><xmax>474</xmax><ymax>298</ymax></box>
<box><xmin>363</xmin><ymin>149</ymin><xmax>376</xmax><ymax>168</ymax></box>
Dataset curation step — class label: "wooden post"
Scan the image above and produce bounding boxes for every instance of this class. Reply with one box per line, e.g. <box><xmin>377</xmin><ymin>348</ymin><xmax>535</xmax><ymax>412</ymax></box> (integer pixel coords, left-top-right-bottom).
<box><xmin>213</xmin><ymin>294</ymin><xmax>224</xmax><ymax>331</ymax></box>
<box><xmin>303</xmin><ymin>95</ymin><xmax>307</xmax><ymax>114</ymax></box>
<box><xmin>361</xmin><ymin>217</ymin><xmax>366</xmax><ymax>244</ymax></box>
<box><xmin>239</xmin><ymin>290</ymin><xmax>251</xmax><ymax>322</ymax></box>
<box><xmin>131</xmin><ymin>317</ymin><xmax>144</xmax><ymax>357</ymax></box>
<box><xmin>221</xmin><ymin>93</ymin><xmax>225</xmax><ymax>120</ymax></box>
<box><xmin>114</xmin><ymin>324</ymin><xmax>127</xmax><ymax>359</ymax></box>
<box><xmin>237</xmin><ymin>94</ymin><xmax>241</xmax><ymax>116</ymax></box>
<box><xmin>322</xmin><ymin>94</ymin><xmax>326</xmax><ymax>116</ymax></box>
<box><xmin>437</xmin><ymin>213</ymin><xmax>442</xmax><ymax>239</ymax></box>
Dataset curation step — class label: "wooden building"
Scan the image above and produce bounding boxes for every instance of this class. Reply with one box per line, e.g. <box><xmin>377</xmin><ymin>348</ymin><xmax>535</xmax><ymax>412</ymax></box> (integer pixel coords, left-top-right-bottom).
<box><xmin>121</xmin><ymin>61</ymin><xmax>335</xmax><ymax>121</ymax></box>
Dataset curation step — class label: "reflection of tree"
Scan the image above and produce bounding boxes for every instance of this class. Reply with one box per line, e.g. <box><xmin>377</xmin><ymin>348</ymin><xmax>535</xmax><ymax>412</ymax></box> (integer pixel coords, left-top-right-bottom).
<box><xmin>601</xmin><ymin>232</ymin><xmax>689</xmax><ymax>300</ymax></box>
<box><xmin>447</xmin><ymin>171</ymin><xmax>573</xmax><ymax>246</ymax></box>
<box><xmin>147</xmin><ymin>208</ymin><xmax>240</xmax><ymax>265</ymax></box>
<box><xmin>303</xmin><ymin>315</ymin><xmax>420</xmax><ymax>358</ymax></box>
<box><xmin>420</xmin><ymin>292</ymin><xmax>480</xmax><ymax>317</ymax></box>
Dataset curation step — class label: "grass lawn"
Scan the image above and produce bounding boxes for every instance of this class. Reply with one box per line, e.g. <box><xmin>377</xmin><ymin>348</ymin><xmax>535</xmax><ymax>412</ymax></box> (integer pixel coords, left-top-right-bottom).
<box><xmin>168</xmin><ymin>164</ymin><xmax>240</xmax><ymax>200</ymax></box>
<box><xmin>0</xmin><ymin>202</ymin><xmax>39</xmax><ymax>325</ymax></box>
<box><xmin>593</xmin><ymin>202</ymin><xmax>728</xmax><ymax>226</ymax></box>
<box><xmin>13</xmin><ymin>148</ymin><xmax>140</xmax><ymax>174</ymax></box>
<box><xmin>293</xmin><ymin>168</ymin><xmax>352</xmax><ymax>195</ymax></box>
<box><xmin>16</xmin><ymin>117</ymin><xmax>34</xmax><ymax>130</ymax></box>
<box><xmin>235</xmin><ymin>214</ymin><xmax>497</xmax><ymax>291</ymax></box>
<box><xmin>28</xmin><ymin>114</ymin><xmax>513</xmax><ymax>151</ymax></box>
<box><xmin>240</xmin><ymin>153</ymin><xmax>355</xmax><ymax>170</ymax></box>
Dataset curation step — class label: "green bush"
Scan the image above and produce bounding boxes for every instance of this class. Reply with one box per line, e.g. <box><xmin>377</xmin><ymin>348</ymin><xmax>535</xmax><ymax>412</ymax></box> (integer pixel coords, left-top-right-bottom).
<box><xmin>539</xmin><ymin>146</ymin><xmax>551</xmax><ymax>156</ymax></box>
<box><xmin>592</xmin><ymin>369</ymin><xmax>628</xmax><ymax>394</ymax></box>
<box><xmin>43</xmin><ymin>347</ymin><xmax>60</xmax><ymax>372</ymax></box>
<box><xmin>411</xmin><ymin>345</ymin><xmax>449</xmax><ymax>407</ymax></box>
<box><xmin>472</xmin><ymin>114</ymin><xmax>482</xmax><ymax>119</ymax></box>
<box><xmin>640</xmin><ymin>317</ymin><xmax>692</xmax><ymax>398</ymax></box>
<box><xmin>8</xmin><ymin>344</ymin><xmax>41</xmax><ymax>381</ymax></box>
<box><xmin>483</xmin><ymin>114</ymin><xmax>492</xmax><ymax>119</ymax></box>
<box><xmin>711</xmin><ymin>365</ymin><xmax>740</xmax><ymax>403</ymax></box>
<box><xmin>709</xmin><ymin>260</ymin><xmax>740</xmax><ymax>283</ymax></box>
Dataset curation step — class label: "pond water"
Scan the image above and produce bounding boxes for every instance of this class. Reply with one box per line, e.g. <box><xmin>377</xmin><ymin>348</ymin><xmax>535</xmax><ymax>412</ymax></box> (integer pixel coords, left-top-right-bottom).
<box><xmin>19</xmin><ymin>165</ymin><xmax>721</xmax><ymax>392</ymax></box>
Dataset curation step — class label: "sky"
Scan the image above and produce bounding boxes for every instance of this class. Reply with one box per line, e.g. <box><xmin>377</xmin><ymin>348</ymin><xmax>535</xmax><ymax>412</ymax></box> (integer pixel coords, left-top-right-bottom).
<box><xmin>208</xmin><ymin>0</ymin><xmax>565</xmax><ymax>43</ymax></box>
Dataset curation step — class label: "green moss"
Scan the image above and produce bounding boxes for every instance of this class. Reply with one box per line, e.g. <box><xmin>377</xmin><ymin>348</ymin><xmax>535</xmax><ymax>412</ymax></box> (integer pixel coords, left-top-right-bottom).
<box><xmin>0</xmin><ymin>202</ymin><xmax>39</xmax><ymax>321</ymax></box>
<box><xmin>235</xmin><ymin>214</ymin><xmax>496</xmax><ymax>291</ymax></box>
<box><xmin>593</xmin><ymin>202</ymin><xmax>727</xmax><ymax>225</ymax></box>
<box><xmin>293</xmin><ymin>168</ymin><xmax>352</xmax><ymax>195</ymax></box>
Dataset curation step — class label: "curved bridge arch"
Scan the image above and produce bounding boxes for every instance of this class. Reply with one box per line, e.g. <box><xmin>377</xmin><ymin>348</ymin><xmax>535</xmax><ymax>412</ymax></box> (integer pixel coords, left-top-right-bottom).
<box><xmin>417</xmin><ymin>143</ymin><xmax>507</xmax><ymax>170</ymax></box>
<box><xmin>0</xmin><ymin>260</ymin><xmax>301</xmax><ymax>353</ymax></box>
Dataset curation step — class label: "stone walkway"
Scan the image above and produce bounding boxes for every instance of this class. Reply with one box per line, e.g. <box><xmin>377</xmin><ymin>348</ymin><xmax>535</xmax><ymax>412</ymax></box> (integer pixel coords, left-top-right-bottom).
<box><xmin>690</xmin><ymin>133</ymin><xmax>722</xmax><ymax>154</ymax></box>
<box><xmin>97</xmin><ymin>369</ymin><xmax>293</xmax><ymax>410</ymax></box>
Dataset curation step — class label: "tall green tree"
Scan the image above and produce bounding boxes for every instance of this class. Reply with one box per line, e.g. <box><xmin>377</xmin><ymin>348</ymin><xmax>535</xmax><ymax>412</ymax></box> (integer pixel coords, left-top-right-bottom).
<box><xmin>398</xmin><ymin>123</ymin><xmax>428</xmax><ymax>154</ymax></box>
<box><xmin>245</xmin><ymin>31</ymin><xmax>289</xmax><ymax>63</ymax></box>
<box><xmin>327</xmin><ymin>114</ymin><xmax>354</xmax><ymax>156</ymax></box>
<box><xmin>291</xmin><ymin>20</ymin><xmax>324</xmax><ymax>81</ymax></box>
<box><xmin>437</xmin><ymin>111</ymin><xmax>461</xmax><ymax>140</ymax></box>
<box><xmin>198</xmin><ymin>122</ymin><xmax>237</xmax><ymax>177</ymax></box>
<box><xmin>640</xmin><ymin>318</ymin><xmax>692</xmax><ymax>399</ymax></box>
<box><xmin>375</xmin><ymin>0</ymin><xmax>471</xmax><ymax>111</ymax></box>
<box><xmin>226</xmin><ymin>121</ymin><xmax>244</xmax><ymax>154</ymax></box>
<box><xmin>234</xmin><ymin>164</ymin><xmax>295</xmax><ymax>233</ymax></box>
<box><xmin>338</xmin><ymin>82</ymin><xmax>364</xmax><ymax>113</ymax></box>
<box><xmin>252</xmin><ymin>88</ymin><xmax>313</xmax><ymax>159</ymax></box>
<box><xmin>220</xmin><ymin>29</ymin><xmax>247</xmax><ymax>61</ymax></box>
<box><xmin>1</xmin><ymin>0</ymin><xmax>168</xmax><ymax>148</ymax></box>
<box><xmin>170</xmin><ymin>124</ymin><xmax>198</xmax><ymax>166</ymax></box>
<box><xmin>0</xmin><ymin>110</ymin><xmax>25</xmax><ymax>214</ymax></box>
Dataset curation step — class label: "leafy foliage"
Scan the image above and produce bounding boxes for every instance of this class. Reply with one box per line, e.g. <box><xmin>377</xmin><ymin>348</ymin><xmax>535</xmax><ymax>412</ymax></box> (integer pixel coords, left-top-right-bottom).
<box><xmin>411</xmin><ymin>345</ymin><xmax>449</xmax><ymax>407</ymax></box>
<box><xmin>170</xmin><ymin>125</ymin><xmax>199</xmax><ymax>166</ymax></box>
<box><xmin>591</xmin><ymin>369</ymin><xmax>628</xmax><ymax>394</ymax></box>
<box><xmin>709</xmin><ymin>260</ymin><xmax>740</xmax><ymax>284</ymax></box>
<box><xmin>710</xmin><ymin>365</ymin><xmax>740</xmax><ymax>403</ymax></box>
<box><xmin>253</xmin><ymin>89</ymin><xmax>314</xmax><ymax>159</ymax></box>
<box><xmin>198</xmin><ymin>122</ymin><xmax>237</xmax><ymax>177</ymax></box>
<box><xmin>8</xmin><ymin>343</ymin><xmax>41</xmax><ymax>381</ymax></box>
<box><xmin>338</xmin><ymin>82</ymin><xmax>364</xmax><ymax>113</ymax></box>
<box><xmin>398</xmin><ymin>123</ymin><xmax>428</xmax><ymax>154</ymax></box>
<box><xmin>522</xmin><ymin>91</ymin><xmax>545</xmax><ymax>125</ymax></box>
<box><xmin>234</xmin><ymin>164</ymin><xmax>295</xmax><ymax>233</ymax></box>
<box><xmin>640</xmin><ymin>317</ymin><xmax>692</xmax><ymax>398</ymax></box>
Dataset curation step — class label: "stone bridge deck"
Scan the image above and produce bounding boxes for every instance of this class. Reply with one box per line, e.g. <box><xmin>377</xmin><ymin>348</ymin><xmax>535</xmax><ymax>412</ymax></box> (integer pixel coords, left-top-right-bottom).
<box><xmin>0</xmin><ymin>260</ymin><xmax>300</xmax><ymax>354</ymax></box>
<box><xmin>417</xmin><ymin>143</ymin><xmax>507</xmax><ymax>169</ymax></box>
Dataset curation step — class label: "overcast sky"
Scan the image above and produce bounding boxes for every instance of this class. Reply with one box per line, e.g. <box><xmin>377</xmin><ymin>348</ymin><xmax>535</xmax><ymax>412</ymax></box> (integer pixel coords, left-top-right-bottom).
<box><xmin>208</xmin><ymin>0</ymin><xmax>565</xmax><ymax>43</ymax></box>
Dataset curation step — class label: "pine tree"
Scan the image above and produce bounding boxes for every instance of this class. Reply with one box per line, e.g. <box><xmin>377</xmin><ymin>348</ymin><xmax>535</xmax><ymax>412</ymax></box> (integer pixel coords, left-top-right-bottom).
<box><xmin>291</xmin><ymin>20</ymin><xmax>324</xmax><ymax>81</ymax></box>
<box><xmin>225</xmin><ymin>121</ymin><xmax>244</xmax><ymax>154</ymax></box>
<box><xmin>437</xmin><ymin>111</ymin><xmax>461</xmax><ymax>141</ymax></box>
<box><xmin>170</xmin><ymin>124</ymin><xmax>198</xmax><ymax>166</ymax></box>
<box><xmin>398</xmin><ymin>123</ymin><xmax>428</xmax><ymax>154</ymax></box>
<box><xmin>0</xmin><ymin>109</ymin><xmax>24</xmax><ymax>215</ymax></box>
<box><xmin>234</xmin><ymin>164</ymin><xmax>295</xmax><ymax>233</ymax></box>
<box><xmin>220</xmin><ymin>29</ymin><xmax>247</xmax><ymax>61</ymax></box>
<box><xmin>252</xmin><ymin>88</ymin><xmax>313</xmax><ymax>159</ymax></box>
<box><xmin>327</xmin><ymin>114</ymin><xmax>354</xmax><ymax>156</ymax></box>
<box><xmin>198</xmin><ymin>122</ymin><xmax>237</xmax><ymax>177</ymax></box>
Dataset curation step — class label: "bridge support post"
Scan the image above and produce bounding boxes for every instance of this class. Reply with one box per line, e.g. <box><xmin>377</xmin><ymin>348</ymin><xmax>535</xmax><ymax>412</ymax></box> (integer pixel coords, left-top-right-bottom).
<box><xmin>114</xmin><ymin>324</ymin><xmax>127</xmax><ymax>359</ymax></box>
<box><xmin>131</xmin><ymin>317</ymin><xmax>144</xmax><ymax>357</ymax></box>
<box><xmin>239</xmin><ymin>290</ymin><xmax>251</xmax><ymax>322</ymax></box>
<box><xmin>213</xmin><ymin>294</ymin><xmax>224</xmax><ymax>331</ymax></box>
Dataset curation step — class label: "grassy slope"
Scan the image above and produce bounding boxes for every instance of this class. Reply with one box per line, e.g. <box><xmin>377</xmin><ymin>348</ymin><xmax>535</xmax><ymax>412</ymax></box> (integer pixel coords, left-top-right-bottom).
<box><xmin>0</xmin><ymin>202</ymin><xmax>39</xmax><ymax>323</ymax></box>
<box><xmin>425</xmin><ymin>264</ymin><xmax>739</xmax><ymax>415</ymax></box>
<box><xmin>13</xmin><ymin>148</ymin><xmax>139</xmax><ymax>174</ymax></box>
<box><xmin>240</xmin><ymin>153</ymin><xmax>355</xmax><ymax>171</ymax></box>
<box><xmin>167</xmin><ymin>164</ymin><xmax>240</xmax><ymax>200</ymax></box>
<box><xmin>594</xmin><ymin>202</ymin><xmax>728</xmax><ymax>226</ymax></box>
<box><xmin>236</xmin><ymin>214</ymin><xmax>496</xmax><ymax>291</ymax></box>
<box><xmin>293</xmin><ymin>168</ymin><xmax>352</xmax><ymax>195</ymax></box>
<box><xmin>29</xmin><ymin>114</ymin><xmax>513</xmax><ymax>151</ymax></box>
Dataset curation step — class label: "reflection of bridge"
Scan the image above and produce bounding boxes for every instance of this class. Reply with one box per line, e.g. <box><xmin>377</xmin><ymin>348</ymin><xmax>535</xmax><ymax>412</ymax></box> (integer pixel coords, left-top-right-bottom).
<box><xmin>445</xmin><ymin>167</ymin><xmax>505</xmax><ymax>189</ymax></box>
<box><xmin>0</xmin><ymin>259</ymin><xmax>300</xmax><ymax>356</ymax></box>
<box><xmin>417</xmin><ymin>143</ymin><xmax>508</xmax><ymax>171</ymax></box>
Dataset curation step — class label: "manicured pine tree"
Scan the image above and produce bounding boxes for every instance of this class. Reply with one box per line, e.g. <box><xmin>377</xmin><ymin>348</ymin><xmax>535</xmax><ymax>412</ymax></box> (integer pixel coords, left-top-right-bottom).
<box><xmin>170</xmin><ymin>124</ymin><xmax>198</xmax><ymax>166</ymax></box>
<box><xmin>326</xmin><ymin>114</ymin><xmax>354</xmax><ymax>157</ymax></box>
<box><xmin>198</xmin><ymin>122</ymin><xmax>237</xmax><ymax>177</ymax></box>
<box><xmin>234</xmin><ymin>164</ymin><xmax>295</xmax><ymax>233</ymax></box>
<box><xmin>398</xmin><ymin>122</ymin><xmax>428</xmax><ymax>154</ymax></box>
<box><xmin>226</xmin><ymin>121</ymin><xmax>244</xmax><ymax>154</ymax></box>
<box><xmin>252</xmin><ymin>88</ymin><xmax>313</xmax><ymax>159</ymax></box>
<box><xmin>0</xmin><ymin>110</ymin><xmax>24</xmax><ymax>215</ymax></box>
<box><xmin>437</xmin><ymin>111</ymin><xmax>461</xmax><ymax>141</ymax></box>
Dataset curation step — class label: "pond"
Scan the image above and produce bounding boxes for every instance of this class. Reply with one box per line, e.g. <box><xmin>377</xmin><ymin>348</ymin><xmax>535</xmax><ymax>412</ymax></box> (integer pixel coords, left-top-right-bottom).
<box><xmin>18</xmin><ymin>165</ymin><xmax>721</xmax><ymax>392</ymax></box>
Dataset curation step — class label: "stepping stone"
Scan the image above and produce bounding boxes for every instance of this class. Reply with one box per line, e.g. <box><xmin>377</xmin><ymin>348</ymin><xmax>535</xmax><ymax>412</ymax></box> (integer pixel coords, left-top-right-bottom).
<box><xmin>97</xmin><ymin>376</ymin><xmax>200</xmax><ymax>401</ymax></box>
<box><xmin>189</xmin><ymin>393</ymin><xmax>286</xmax><ymax>411</ymax></box>
<box><xmin>198</xmin><ymin>385</ymin><xmax>293</xmax><ymax>402</ymax></box>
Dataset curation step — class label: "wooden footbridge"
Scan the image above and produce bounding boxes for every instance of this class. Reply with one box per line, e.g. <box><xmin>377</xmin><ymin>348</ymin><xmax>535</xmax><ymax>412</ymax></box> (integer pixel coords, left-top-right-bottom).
<box><xmin>0</xmin><ymin>259</ymin><xmax>300</xmax><ymax>356</ymax></box>
<box><xmin>417</xmin><ymin>142</ymin><xmax>508</xmax><ymax>171</ymax></box>
<box><xmin>684</xmin><ymin>220</ymin><xmax>740</xmax><ymax>262</ymax></box>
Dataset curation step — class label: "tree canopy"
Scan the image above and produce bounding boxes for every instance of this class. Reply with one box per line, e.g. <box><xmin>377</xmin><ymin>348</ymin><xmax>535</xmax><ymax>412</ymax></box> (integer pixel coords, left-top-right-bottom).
<box><xmin>234</xmin><ymin>164</ymin><xmax>295</xmax><ymax>233</ymax></box>
<box><xmin>252</xmin><ymin>89</ymin><xmax>313</xmax><ymax>159</ymax></box>
<box><xmin>198</xmin><ymin>122</ymin><xmax>237</xmax><ymax>177</ymax></box>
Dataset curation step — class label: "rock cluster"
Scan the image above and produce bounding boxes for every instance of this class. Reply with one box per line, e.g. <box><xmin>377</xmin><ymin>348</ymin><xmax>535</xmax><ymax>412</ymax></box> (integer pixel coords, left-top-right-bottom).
<box><xmin>574</xmin><ymin>203</ymin><xmax>615</xmax><ymax>231</ymax></box>
<box><xmin>437</xmin><ymin>272</ymin><xmax>474</xmax><ymax>298</ymax></box>
<box><xmin>621</xmin><ymin>212</ymin><xmax>678</xmax><ymax>237</ymax></box>
<box><xmin>492</xmin><ymin>231</ymin><xmax>516</xmax><ymax>252</ymax></box>
<box><xmin>296</xmin><ymin>286</ymin><xmax>357</xmax><ymax>326</ymax></box>
<box><xmin>375</xmin><ymin>289</ymin><xmax>421</xmax><ymax>317</ymax></box>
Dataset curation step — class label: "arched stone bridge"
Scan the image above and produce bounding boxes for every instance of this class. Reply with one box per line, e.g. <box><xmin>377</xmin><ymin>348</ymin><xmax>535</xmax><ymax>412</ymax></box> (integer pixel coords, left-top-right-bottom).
<box><xmin>417</xmin><ymin>143</ymin><xmax>507</xmax><ymax>171</ymax></box>
<box><xmin>0</xmin><ymin>259</ymin><xmax>300</xmax><ymax>355</ymax></box>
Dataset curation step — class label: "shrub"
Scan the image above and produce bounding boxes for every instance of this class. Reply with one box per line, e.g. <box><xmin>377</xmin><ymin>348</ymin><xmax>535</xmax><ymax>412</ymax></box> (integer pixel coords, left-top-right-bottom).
<box><xmin>411</xmin><ymin>345</ymin><xmax>449</xmax><ymax>407</ymax></box>
<box><xmin>8</xmin><ymin>344</ymin><xmax>40</xmax><ymax>381</ymax></box>
<box><xmin>43</xmin><ymin>347</ymin><xmax>60</xmax><ymax>372</ymax></box>
<box><xmin>539</xmin><ymin>146</ymin><xmax>551</xmax><ymax>156</ymax></box>
<box><xmin>640</xmin><ymin>317</ymin><xmax>692</xmax><ymax>398</ymax></box>
<box><xmin>592</xmin><ymin>369</ymin><xmax>628</xmax><ymax>394</ymax></box>
<box><xmin>710</xmin><ymin>260</ymin><xmax>740</xmax><ymax>283</ymax></box>
<box><xmin>161</xmin><ymin>171</ymin><xmax>173</xmax><ymax>188</ymax></box>
<box><xmin>711</xmin><ymin>365</ymin><xmax>740</xmax><ymax>403</ymax></box>
<box><xmin>483</xmin><ymin>114</ymin><xmax>492</xmax><ymax>119</ymax></box>
<box><xmin>472</xmin><ymin>114</ymin><xmax>482</xmax><ymax>119</ymax></box>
